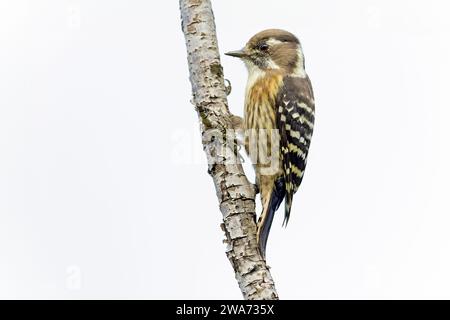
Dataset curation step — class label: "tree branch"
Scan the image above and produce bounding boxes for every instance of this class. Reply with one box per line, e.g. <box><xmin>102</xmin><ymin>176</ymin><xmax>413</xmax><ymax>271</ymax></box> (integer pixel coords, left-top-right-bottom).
<box><xmin>179</xmin><ymin>0</ymin><xmax>278</xmax><ymax>300</ymax></box>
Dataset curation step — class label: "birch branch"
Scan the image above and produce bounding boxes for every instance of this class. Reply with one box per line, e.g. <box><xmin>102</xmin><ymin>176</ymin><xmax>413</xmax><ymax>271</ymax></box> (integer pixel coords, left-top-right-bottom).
<box><xmin>179</xmin><ymin>0</ymin><xmax>278</xmax><ymax>300</ymax></box>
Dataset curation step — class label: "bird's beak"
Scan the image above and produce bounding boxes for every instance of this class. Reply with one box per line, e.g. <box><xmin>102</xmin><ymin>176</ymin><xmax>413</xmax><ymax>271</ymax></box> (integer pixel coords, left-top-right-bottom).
<box><xmin>225</xmin><ymin>49</ymin><xmax>247</xmax><ymax>58</ymax></box>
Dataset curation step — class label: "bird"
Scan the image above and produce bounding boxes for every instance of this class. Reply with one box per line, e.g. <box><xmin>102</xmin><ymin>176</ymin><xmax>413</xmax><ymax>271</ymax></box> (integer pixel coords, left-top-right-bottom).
<box><xmin>225</xmin><ymin>29</ymin><xmax>315</xmax><ymax>259</ymax></box>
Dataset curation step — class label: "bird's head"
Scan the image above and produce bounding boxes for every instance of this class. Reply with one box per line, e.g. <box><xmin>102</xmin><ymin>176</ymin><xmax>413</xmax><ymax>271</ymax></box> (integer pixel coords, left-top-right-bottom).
<box><xmin>225</xmin><ymin>29</ymin><xmax>305</xmax><ymax>77</ymax></box>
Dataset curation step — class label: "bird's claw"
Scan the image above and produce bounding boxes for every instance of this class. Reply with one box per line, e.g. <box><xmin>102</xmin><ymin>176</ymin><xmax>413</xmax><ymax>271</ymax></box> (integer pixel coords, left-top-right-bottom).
<box><xmin>224</xmin><ymin>79</ymin><xmax>232</xmax><ymax>96</ymax></box>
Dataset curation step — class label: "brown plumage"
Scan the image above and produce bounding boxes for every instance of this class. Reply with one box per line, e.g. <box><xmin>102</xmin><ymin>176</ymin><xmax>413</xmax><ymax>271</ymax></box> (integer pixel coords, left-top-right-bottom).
<box><xmin>226</xmin><ymin>29</ymin><xmax>315</xmax><ymax>259</ymax></box>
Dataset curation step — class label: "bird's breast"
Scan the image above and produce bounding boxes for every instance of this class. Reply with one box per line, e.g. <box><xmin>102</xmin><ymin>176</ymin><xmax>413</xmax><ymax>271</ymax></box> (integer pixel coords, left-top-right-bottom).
<box><xmin>243</xmin><ymin>72</ymin><xmax>283</xmax><ymax>176</ymax></box>
<box><xmin>244</xmin><ymin>72</ymin><xmax>283</xmax><ymax>130</ymax></box>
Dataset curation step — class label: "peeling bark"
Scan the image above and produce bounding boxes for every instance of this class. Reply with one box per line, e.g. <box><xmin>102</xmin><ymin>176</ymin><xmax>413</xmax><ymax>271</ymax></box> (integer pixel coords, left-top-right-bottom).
<box><xmin>179</xmin><ymin>0</ymin><xmax>279</xmax><ymax>300</ymax></box>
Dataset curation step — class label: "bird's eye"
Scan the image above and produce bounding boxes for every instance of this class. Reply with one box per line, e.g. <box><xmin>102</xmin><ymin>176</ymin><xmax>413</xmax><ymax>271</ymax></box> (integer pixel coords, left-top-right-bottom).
<box><xmin>258</xmin><ymin>43</ymin><xmax>269</xmax><ymax>51</ymax></box>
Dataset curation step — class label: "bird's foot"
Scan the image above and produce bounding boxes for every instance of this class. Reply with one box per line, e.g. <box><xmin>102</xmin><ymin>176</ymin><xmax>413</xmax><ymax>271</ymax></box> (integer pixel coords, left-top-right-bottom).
<box><xmin>230</xmin><ymin>114</ymin><xmax>243</xmax><ymax>131</ymax></box>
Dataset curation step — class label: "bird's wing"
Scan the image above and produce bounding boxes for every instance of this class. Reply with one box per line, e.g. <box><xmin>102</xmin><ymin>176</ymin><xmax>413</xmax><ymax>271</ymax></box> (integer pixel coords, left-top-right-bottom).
<box><xmin>276</xmin><ymin>75</ymin><xmax>315</xmax><ymax>225</ymax></box>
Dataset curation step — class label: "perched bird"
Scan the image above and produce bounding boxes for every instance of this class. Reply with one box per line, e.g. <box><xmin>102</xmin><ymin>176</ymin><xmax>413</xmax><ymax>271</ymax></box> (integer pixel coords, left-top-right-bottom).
<box><xmin>225</xmin><ymin>29</ymin><xmax>315</xmax><ymax>259</ymax></box>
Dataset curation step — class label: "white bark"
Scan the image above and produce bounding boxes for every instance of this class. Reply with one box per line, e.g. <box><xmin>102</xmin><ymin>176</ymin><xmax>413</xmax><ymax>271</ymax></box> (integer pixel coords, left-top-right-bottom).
<box><xmin>179</xmin><ymin>0</ymin><xmax>278</xmax><ymax>300</ymax></box>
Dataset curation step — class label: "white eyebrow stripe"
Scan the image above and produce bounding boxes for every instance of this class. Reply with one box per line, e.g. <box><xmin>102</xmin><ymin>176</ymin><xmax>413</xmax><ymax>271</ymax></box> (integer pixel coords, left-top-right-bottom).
<box><xmin>266</xmin><ymin>38</ymin><xmax>284</xmax><ymax>46</ymax></box>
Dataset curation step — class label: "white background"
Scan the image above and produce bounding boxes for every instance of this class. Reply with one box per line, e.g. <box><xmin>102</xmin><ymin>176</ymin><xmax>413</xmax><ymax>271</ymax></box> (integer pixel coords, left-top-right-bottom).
<box><xmin>1</xmin><ymin>0</ymin><xmax>450</xmax><ymax>299</ymax></box>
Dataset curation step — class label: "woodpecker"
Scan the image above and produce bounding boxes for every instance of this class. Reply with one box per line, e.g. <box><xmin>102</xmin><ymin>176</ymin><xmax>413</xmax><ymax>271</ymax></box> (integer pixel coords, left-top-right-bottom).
<box><xmin>225</xmin><ymin>29</ymin><xmax>315</xmax><ymax>259</ymax></box>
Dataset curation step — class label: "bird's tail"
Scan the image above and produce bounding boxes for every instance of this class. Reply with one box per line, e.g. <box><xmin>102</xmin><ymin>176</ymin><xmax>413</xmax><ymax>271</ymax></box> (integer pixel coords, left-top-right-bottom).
<box><xmin>257</xmin><ymin>177</ymin><xmax>285</xmax><ymax>259</ymax></box>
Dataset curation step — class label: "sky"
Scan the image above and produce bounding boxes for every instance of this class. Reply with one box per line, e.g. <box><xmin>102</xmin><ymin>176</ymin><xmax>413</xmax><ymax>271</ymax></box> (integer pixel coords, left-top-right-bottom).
<box><xmin>1</xmin><ymin>0</ymin><xmax>450</xmax><ymax>299</ymax></box>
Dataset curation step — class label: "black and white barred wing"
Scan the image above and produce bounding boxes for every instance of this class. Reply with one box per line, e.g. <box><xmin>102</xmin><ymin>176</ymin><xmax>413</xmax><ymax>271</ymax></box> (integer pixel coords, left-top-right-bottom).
<box><xmin>276</xmin><ymin>76</ymin><xmax>315</xmax><ymax>225</ymax></box>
